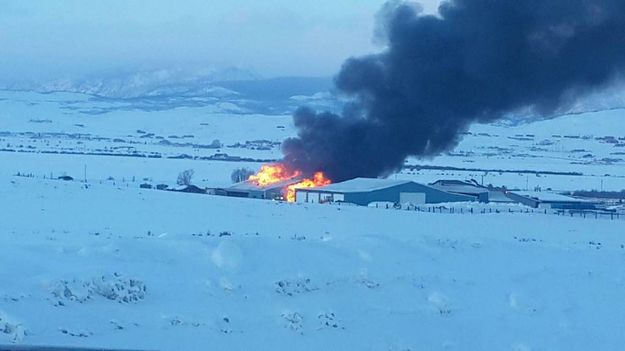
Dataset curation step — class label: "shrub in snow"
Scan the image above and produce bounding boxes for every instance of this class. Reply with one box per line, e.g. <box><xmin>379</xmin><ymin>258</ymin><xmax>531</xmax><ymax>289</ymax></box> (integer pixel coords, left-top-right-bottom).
<box><xmin>0</xmin><ymin>312</ymin><xmax>26</xmax><ymax>343</ymax></box>
<box><xmin>51</xmin><ymin>274</ymin><xmax>146</xmax><ymax>305</ymax></box>
<box><xmin>275</xmin><ymin>278</ymin><xmax>318</xmax><ymax>296</ymax></box>
<box><xmin>91</xmin><ymin>274</ymin><xmax>147</xmax><ymax>303</ymax></box>
<box><xmin>281</xmin><ymin>312</ymin><xmax>304</xmax><ymax>334</ymax></box>
<box><xmin>428</xmin><ymin>292</ymin><xmax>453</xmax><ymax>316</ymax></box>
<box><xmin>217</xmin><ymin>316</ymin><xmax>233</xmax><ymax>334</ymax></box>
<box><xmin>317</xmin><ymin>312</ymin><xmax>344</xmax><ymax>330</ymax></box>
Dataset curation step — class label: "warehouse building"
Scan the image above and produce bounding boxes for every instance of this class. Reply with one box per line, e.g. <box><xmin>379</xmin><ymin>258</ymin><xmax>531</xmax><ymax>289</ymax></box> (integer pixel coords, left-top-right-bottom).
<box><xmin>430</xmin><ymin>180</ymin><xmax>490</xmax><ymax>202</ymax></box>
<box><xmin>430</xmin><ymin>179</ymin><xmax>518</xmax><ymax>204</ymax></box>
<box><xmin>295</xmin><ymin>178</ymin><xmax>474</xmax><ymax>206</ymax></box>
<box><xmin>506</xmin><ymin>191</ymin><xmax>596</xmax><ymax>210</ymax></box>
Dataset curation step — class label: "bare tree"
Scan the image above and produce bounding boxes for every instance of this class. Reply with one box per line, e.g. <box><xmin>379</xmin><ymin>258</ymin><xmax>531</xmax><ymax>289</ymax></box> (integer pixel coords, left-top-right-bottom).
<box><xmin>177</xmin><ymin>169</ymin><xmax>195</xmax><ymax>186</ymax></box>
<box><xmin>231</xmin><ymin>168</ymin><xmax>254</xmax><ymax>183</ymax></box>
<box><xmin>209</xmin><ymin>139</ymin><xmax>222</xmax><ymax>148</ymax></box>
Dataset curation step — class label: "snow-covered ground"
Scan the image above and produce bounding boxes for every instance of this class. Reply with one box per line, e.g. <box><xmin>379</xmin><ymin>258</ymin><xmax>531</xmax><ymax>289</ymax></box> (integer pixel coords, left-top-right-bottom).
<box><xmin>2</xmin><ymin>178</ymin><xmax>625</xmax><ymax>350</ymax></box>
<box><xmin>2</xmin><ymin>89</ymin><xmax>625</xmax><ymax>350</ymax></box>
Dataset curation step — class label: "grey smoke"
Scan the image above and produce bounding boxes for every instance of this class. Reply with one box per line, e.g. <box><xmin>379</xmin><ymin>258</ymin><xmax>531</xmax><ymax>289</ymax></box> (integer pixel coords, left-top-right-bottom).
<box><xmin>282</xmin><ymin>0</ymin><xmax>625</xmax><ymax>181</ymax></box>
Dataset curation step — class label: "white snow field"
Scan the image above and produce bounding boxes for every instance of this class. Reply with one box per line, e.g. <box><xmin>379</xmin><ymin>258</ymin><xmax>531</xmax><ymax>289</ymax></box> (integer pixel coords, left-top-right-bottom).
<box><xmin>1</xmin><ymin>89</ymin><xmax>625</xmax><ymax>350</ymax></box>
<box><xmin>1</xmin><ymin>178</ymin><xmax>625</xmax><ymax>350</ymax></box>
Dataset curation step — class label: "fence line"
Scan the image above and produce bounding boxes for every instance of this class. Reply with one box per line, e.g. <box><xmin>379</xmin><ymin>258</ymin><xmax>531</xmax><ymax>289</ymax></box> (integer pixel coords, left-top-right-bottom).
<box><xmin>371</xmin><ymin>203</ymin><xmax>624</xmax><ymax>221</ymax></box>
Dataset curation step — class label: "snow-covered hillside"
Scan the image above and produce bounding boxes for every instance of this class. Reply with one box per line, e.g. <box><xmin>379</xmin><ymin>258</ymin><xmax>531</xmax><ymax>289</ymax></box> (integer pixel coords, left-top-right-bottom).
<box><xmin>1</xmin><ymin>177</ymin><xmax>625</xmax><ymax>350</ymax></box>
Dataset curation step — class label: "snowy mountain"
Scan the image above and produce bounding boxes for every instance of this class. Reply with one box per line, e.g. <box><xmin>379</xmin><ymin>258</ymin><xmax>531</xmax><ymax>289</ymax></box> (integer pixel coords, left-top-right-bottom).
<box><xmin>0</xmin><ymin>68</ymin><xmax>338</xmax><ymax>116</ymax></box>
<box><xmin>4</xmin><ymin>66</ymin><xmax>260</xmax><ymax>99</ymax></box>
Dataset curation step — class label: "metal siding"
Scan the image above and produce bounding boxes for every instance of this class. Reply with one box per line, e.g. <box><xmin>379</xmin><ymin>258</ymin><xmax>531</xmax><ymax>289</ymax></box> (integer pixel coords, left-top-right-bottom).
<box><xmin>298</xmin><ymin>181</ymin><xmax>474</xmax><ymax>206</ymax></box>
<box><xmin>344</xmin><ymin>183</ymin><xmax>473</xmax><ymax>206</ymax></box>
<box><xmin>547</xmin><ymin>202</ymin><xmax>596</xmax><ymax>210</ymax></box>
<box><xmin>295</xmin><ymin>191</ymin><xmax>307</xmax><ymax>203</ymax></box>
<box><xmin>400</xmin><ymin>192</ymin><xmax>426</xmax><ymax>204</ymax></box>
<box><xmin>506</xmin><ymin>193</ymin><xmax>539</xmax><ymax>208</ymax></box>
<box><xmin>248</xmin><ymin>190</ymin><xmax>264</xmax><ymax>199</ymax></box>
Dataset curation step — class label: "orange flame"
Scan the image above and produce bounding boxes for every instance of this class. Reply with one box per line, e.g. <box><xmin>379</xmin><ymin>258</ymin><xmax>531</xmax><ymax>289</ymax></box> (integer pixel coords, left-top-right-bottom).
<box><xmin>247</xmin><ymin>164</ymin><xmax>331</xmax><ymax>202</ymax></box>
<box><xmin>248</xmin><ymin>164</ymin><xmax>301</xmax><ymax>187</ymax></box>
<box><xmin>286</xmin><ymin>172</ymin><xmax>332</xmax><ymax>202</ymax></box>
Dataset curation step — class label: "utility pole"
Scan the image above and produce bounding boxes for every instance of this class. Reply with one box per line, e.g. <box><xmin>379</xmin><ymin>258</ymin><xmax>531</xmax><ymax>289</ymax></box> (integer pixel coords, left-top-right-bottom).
<box><xmin>84</xmin><ymin>164</ymin><xmax>87</xmax><ymax>184</ymax></box>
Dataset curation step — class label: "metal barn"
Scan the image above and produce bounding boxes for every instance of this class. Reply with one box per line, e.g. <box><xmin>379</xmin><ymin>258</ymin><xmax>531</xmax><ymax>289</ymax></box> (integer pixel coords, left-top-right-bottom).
<box><xmin>506</xmin><ymin>191</ymin><xmax>596</xmax><ymax>209</ymax></box>
<box><xmin>430</xmin><ymin>180</ymin><xmax>490</xmax><ymax>202</ymax></box>
<box><xmin>295</xmin><ymin>178</ymin><xmax>475</xmax><ymax>206</ymax></box>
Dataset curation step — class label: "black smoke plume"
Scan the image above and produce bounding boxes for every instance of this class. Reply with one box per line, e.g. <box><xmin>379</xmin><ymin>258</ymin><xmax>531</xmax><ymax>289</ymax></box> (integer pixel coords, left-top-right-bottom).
<box><xmin>282</xmin><ymin>0</ymin><xmax>625</xmax><ymax>182</ymax></box>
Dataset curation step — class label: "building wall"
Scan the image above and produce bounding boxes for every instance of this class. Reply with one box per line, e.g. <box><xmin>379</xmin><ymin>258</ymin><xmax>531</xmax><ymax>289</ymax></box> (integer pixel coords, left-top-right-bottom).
<box><xmin>506</xmin><ymin>193</ymin><xmax>595</xmax><ymax>209</ymax></box>
<box><xmin>298</xmin><ymin>182</ymin><xmax>473</xmax><ymax>206</ymax></box>
<box><xmin>247</xmin><ymin>190</ymin><xmax>265</xmax><ymax>199</ymax></box>
<box><xmin>296</xmin><ymin>191</ymin><xmax>333</xmax><ymax>203</ymax></box>
<box><xmin>545</xmin><ymin>202</ymin><xmax>596</xmax><ymax>210</ymax></box>
<box><xmin>225</xmin><ymin>190</ymin><xmax>251</xmax><ymax>198</ymax></box>
<box><xmin>431</xmin><ymin>186</ymin><xmax>489</xmax><ymax>203</ymax></box>
<box><xmin>506</xmin><ymin>193</ymin><xmax>540</xmax><ymax>208</ymax></box>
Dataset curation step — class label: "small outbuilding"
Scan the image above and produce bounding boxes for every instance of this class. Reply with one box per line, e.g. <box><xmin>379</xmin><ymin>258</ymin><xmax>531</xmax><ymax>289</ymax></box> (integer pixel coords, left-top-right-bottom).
<box><xmin>295</xmin><ymin>178</ymin><xmax>474</xmax><ymax>206</ymax></box>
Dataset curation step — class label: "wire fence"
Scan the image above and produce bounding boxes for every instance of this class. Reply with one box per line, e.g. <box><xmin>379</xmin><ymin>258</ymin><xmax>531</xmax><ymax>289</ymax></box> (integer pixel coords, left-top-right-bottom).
<box><xmin>370</xmin><ymin>203</ymin><xmax>624</xmax><ymax>221</ymax></box>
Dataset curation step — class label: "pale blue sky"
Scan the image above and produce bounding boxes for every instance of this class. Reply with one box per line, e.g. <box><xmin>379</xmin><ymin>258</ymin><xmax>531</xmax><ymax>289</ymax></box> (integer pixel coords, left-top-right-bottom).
<box><xmin>0</xmin><ymin>0</ymin><xmax>441</xmax><ymax>82</ymax></box>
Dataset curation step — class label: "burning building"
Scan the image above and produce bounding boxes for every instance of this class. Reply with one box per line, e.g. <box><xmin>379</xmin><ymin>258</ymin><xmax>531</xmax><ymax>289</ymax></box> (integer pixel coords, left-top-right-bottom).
<box><xmin>225</xmin><ymin>178</ymin><xmax>300</xmax><ymax>201</ymax></box>
<box><xmin>223</xmin><ymin>164</ymin><xmax>331</xmax><ymax>201</ymax></box>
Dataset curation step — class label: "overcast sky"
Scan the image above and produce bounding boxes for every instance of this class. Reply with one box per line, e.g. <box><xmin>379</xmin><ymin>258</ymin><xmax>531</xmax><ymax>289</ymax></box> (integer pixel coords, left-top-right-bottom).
<box><xmin>0</xmin><ymin>0</ymin><xmax>441</xmax><ymax>82</ymax></box>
